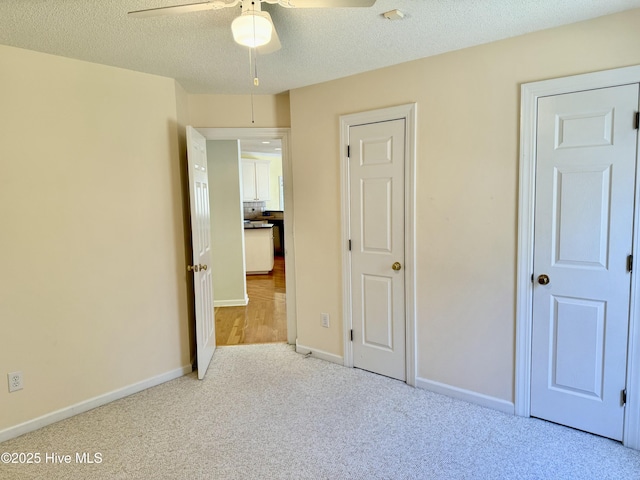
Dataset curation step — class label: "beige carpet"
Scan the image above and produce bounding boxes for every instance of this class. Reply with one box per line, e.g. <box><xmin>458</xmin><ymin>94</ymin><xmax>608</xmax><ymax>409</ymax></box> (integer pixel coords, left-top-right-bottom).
<box><xmin>1</xmin><ymin>343</ymin><xmax>639</xmax><ymax>479</ymax></box>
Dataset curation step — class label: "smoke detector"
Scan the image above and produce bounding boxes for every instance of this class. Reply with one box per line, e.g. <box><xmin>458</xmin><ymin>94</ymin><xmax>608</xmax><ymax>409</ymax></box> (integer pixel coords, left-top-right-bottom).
<box><xmin>382</xmin><ymin>9</ymin><xmax>404</xmax><ymax>20</ymax></box>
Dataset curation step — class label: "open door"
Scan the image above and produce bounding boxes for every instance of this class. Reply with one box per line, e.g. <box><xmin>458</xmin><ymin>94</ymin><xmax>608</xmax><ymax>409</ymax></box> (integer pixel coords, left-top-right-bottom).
<box><xmin>186</xmin><ymin>126</ymin><xmax>216</xmax><ymax>379</ymax></box>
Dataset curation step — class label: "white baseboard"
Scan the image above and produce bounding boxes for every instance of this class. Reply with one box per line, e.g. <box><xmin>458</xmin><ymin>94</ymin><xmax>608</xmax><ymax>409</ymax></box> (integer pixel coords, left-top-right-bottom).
<box><xmin>416</xmin><ymin>377</ymin><xmax>515</xmax><ymax>415</ymax></box>
<box><xmin>214</xmin><ymin>297</ymin><xmax>249</xmax><ymax>307</ymax></box>
<box><xmin>0</xmin><ymin>364</ymin><xmax>193</xmax><ymax>444</ymax></box>
<box><xmin>295</xmin><ymin>342</ymin><xmax>343</xmax><ymax>365</ymax></box>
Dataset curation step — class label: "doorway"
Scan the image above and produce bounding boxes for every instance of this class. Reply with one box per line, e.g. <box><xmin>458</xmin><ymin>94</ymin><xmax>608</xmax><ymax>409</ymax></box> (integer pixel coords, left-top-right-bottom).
<box><xmin>516</xmin><ymin>65</ymin><xmax>640</xmax><ymax>449</ymax></box>
<box><xmin>196</xmin><ymin>127</ymin><xmax>296</xmax><ymax>345</ymax></box>
<box><xmin>340</xmin><ymin>104</ymin><xmax>417</xmax><ymax>386</ymax></box>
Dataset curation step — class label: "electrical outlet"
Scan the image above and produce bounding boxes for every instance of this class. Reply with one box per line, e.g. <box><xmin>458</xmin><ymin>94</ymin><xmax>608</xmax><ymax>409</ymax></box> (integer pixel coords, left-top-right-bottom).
<box><xmin>321</xmin><ymin>313</ymin><xmax>330</xmax><ymax>328</ymax></box>
<box><xmin>8</xmin><ymin>371</ymin><xmax>23</xmax><ymax>393</ymax></box>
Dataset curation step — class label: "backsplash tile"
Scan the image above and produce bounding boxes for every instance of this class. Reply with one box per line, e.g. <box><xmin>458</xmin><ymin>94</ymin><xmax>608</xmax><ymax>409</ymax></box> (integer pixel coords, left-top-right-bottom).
<box><xmin>243</xmin><ymin>201</ymin><xmax>266</xmax><ymax>219</ymax></box>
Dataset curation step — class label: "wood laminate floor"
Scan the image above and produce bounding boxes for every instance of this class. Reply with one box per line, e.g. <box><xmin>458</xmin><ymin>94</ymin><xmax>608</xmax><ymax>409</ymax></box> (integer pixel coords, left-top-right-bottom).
<box><xmin>214</xmin><ymin>256</ymin><xmax>286</xmax><ymax>345</ymax></box>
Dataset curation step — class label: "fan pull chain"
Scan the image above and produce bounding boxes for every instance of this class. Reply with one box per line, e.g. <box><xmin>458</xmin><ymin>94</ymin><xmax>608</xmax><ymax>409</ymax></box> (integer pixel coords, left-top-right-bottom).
<box><xmin>250</xmin><ymin>92</ymin><xmax>255</xmax><ymax>124</ymax></box>
<box><xmin>249</xmin><ymin>3</ymin><xmax>260</xmax><ymax>123</ymax></box>
<box><xmin>249</xmin><ymin>49</ymin><xmax>254</xmax><ymax>123</ymax></box>
<box><xmin>248</xmin><ymin>48</ymin><xmax>258</xmax><ymax>124</ymax></box>
<box><xmin>253</xmin><ymin>50</ymin><xmax>259</xmax><ymax>87</ymax></box>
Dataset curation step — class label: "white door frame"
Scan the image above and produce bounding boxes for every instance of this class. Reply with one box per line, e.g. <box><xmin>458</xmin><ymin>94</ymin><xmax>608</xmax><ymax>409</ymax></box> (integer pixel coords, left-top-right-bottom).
<box><xmin>195</xmin><ymin>127</ymin><xmax>297</xmax><ymax>345</ymax></box>
<box><xmin>516</xmin><ymin>65</ymin><xmax>640</xmax><ymax>449</ymax></box>
<box><xmin>340</xmin><ymin>103</ymin><xmax>417</xmax><ymax>386</ymax></box>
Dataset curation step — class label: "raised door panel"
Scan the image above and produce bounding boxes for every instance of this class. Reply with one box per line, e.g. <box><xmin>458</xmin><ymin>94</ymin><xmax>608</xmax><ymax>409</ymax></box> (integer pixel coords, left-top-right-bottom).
<box><xmin>552</xmin><ymin>166</ymin><xmax>611</xmax><ymax>269</ymax></box>
<box><xmin>361</xmin><ymin>177</ymin><xmax>392</xmax><ymax>253</ymax></box>
<box><xmin>361</xmin><ymin>274</ymin><xmax>393</xmax><ymax>350</ymax></box>
<box><xmin>551</xmin><ymin>296</ymin><xmax>606</xmax><ymax>398</ymax></box>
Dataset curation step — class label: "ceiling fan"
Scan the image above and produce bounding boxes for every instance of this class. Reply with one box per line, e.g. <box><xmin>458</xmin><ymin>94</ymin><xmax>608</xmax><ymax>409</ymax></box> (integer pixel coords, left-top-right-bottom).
<box><xmin>128</xmin><ymin>0</ymin><xmax>377</xmax><ymax>54</ymax></box>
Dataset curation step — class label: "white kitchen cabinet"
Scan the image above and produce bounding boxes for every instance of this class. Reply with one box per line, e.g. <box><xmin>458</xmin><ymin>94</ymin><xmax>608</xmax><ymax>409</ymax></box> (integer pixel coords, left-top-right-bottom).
<box><xmin>244</xmin><ymin>226</ymin><xmax>274</xmax><ymax>274</ymax></box>
<box><xmin>242</xmin><ymin>160</ymin><xmax>271</xmax><ymax>202</ymax></box>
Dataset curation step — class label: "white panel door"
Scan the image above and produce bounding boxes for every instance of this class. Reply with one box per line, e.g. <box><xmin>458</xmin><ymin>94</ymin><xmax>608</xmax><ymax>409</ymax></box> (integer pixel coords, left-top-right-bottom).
<box><xmin>186</xmin><ymin>127</ymin><xmax>216</xmax><ymax>380</ymax></box>
<box><xmin>531</xmin><ymin>85</ymin><xmax>639</xmax><ymax>440</ymax></box>
<box><xmin>350</xmin><ymin>119</ymin><xmax>406</xmax><ymax>381</ymax></box>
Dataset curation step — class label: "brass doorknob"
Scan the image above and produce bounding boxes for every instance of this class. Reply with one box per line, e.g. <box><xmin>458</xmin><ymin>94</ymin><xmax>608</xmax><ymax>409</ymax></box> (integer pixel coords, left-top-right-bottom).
<box><xmin>538</xmin><ymin>274</ymin><xmax>550</xmax><ymax>285</ymax></box>
<box><xmin>187</xmin><ymin>265</ymin><xmax>200</xmax><ymax>272</ymax></box>
<box><xmin>392</xmin><ymin>262</ymin><xmax>402</xmax><ymax>271</ymax></box>
<box><xmin>200</xmin><ymin>264</ymin><xmax>208</xmax><ymax>271</ymax></box>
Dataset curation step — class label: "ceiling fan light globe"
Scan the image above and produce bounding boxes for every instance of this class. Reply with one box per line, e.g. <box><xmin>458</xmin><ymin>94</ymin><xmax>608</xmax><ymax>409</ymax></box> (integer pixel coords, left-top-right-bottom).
<box><xmin>231</xmin><ymin>13</ymin><xmax>273</xmax><ymax>48</ymax></box>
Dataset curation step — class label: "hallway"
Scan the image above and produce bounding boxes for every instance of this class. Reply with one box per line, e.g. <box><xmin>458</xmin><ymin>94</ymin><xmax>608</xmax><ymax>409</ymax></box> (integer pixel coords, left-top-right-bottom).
<box><xmin>214</xmin><ymin>256</ymin><xmax>287</xmax><ymax>345</ymax></box>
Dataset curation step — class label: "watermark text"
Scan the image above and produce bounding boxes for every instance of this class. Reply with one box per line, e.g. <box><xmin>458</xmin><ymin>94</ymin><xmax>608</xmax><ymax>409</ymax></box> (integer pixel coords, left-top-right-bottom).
<box><xmin>1</xmin><ymin>452</ymin><xmax>102</xmax><ymax>465</ymax></box>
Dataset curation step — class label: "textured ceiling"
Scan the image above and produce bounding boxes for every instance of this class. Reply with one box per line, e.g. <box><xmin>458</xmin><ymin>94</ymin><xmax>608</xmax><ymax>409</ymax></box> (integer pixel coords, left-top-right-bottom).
<box><xmin>1</xmin><ymin>0</ymin><xmax>640</xmax><ymax>95</ymax></box>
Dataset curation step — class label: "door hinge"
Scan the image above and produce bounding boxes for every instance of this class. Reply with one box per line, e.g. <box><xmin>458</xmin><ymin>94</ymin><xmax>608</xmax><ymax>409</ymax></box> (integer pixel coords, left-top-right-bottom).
<box><xmin>622</xmin><ymin>389</ymin><xmax>627</xmax><ymax>407</ymax></box>
<box><xmin>628</xmin><ymin>254</ymin><xmax>633</xmax><ymax>273</ymax></box>
<box><xmin>348</xmin><ymin>239</ymin><xmax>351</xmax><ymax>251</ymax></box>
<box><xmin>350</xmin><ymin>329</ymin><xmax>353</xmax><ymax>341</ymax></box>
<box><xmin>347</xmin><ymin>145</ymin><xmax>350</xmax><ymax>158</ymax></box>
<box><xmin>635</xmin><ymin>112</ymin><xmax>639</xmax><ymax>130</ymax></box>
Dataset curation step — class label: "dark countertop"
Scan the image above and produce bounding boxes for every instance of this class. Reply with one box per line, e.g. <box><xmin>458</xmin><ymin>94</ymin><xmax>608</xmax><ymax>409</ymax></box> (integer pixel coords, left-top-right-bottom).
<box><xmin>244</xmin><ymin>223</ymin><xmax>274</xmax><ymax>229</ymax></box>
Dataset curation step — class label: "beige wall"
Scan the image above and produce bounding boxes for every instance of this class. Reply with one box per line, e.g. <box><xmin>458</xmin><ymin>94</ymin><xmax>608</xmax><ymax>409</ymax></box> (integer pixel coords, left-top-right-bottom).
<box><xmin>174</xmin><ymin>80</ymin><xmax>196</xmax><ymax>362</ymax></box>
<box><xmin>0</xmin><ymin>45</ymin><xmax>190</xmax><ymax>431</ymax></box>
<box><xmin>208</xmin><ymin>140</ymin><xmax>247</xmax><ymax>304</ymax></box>
<box><xmin>289</xmin><ymin>9</ymin><xmax>640</xmax><ymax>402</ymax></box>
<box><xmin>175</xmin><ymin>81</ymin><xmax>189</xmax><ymax>153</ymax></box>
<box><xmin>188</xmin><ymin>93</ymin><xmax>290</xmax><ymax>127</ymax></box>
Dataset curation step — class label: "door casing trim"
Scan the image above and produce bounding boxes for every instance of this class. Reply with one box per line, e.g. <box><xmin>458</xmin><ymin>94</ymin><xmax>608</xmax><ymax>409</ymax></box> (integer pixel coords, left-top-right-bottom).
<box><xmin>339</xmin><ymin>103</ymin><xmax>417</xmax><ymax>386</ymax></box>
<box><xmin>516</xmin><ymin>65</ymin><xmax>640</xmax><ymax>449</ymax></box>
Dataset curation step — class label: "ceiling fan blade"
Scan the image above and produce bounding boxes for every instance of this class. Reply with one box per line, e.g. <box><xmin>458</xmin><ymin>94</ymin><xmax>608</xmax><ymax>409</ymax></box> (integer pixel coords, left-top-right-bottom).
<box><xmin>269</xmin><ymin>0</ymin><xmax>375</xmax><ymax>7</ymax></box>
<box><xmin>128</xmin><ymin>1</ymin><xmax>236</xmax><ymax>18</ymax></box>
